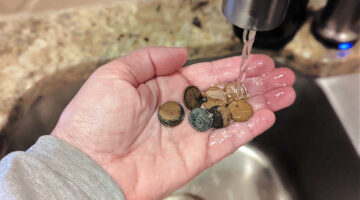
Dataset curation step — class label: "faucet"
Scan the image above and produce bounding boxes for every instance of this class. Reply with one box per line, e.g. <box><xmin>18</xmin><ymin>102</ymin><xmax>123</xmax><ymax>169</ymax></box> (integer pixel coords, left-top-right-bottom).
<box><xmin>222</xmin><ymin>0</ymin><xmax>291</xmax><ymax>31</ymax></box>
<box><xmin>222</xmin><ymin>0</ymin><xmax>360</xmax><ymax>48</ymax></box>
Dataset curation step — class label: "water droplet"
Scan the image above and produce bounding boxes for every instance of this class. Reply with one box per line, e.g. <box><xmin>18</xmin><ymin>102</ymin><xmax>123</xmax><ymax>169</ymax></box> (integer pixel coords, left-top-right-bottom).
<box><xmin>236</xmin><ymin>129</ymin><xmax>246</xmax><ymax>138</ymax></box>
<box><xmin>260</xmin><ymin>116</ymin><xmax>267</xmax><ymax>121</ymax></box>
<box><xmin>275</xmin><ymin>91</ymin><xmax>285</xmax><ymax>97</ymax></box>
<box><xmin>248</xmin><ymin>122</ymin><xmax>254</xmax><ymax>128</ymax></box>
<box><xmin>273</xmin><ymin>74</ymin><xmax>284</xmax><ymax>79</ymax></box>
<box><xmin>208</xmin><ymin>141</ymin><xmax>217</xmax><ymax>147</ymax></box>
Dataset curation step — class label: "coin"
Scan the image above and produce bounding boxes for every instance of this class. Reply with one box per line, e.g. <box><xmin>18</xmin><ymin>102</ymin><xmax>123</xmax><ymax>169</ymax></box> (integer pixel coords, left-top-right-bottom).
<box><xmin>225</xmin><ymin>82</ymin><xmax>249</xmax><ymax>102</ymax></box>
<box><xmin>208</xmin><ymin>106</ymin><xmax>232</xmax><ymax>128</ymax></box>
<box><xmin>228</xmin><ymin>100</ymin><xmax>254</xmax><ymax>122</ymax></box>
<box><xmin>224</xmin><ymin>82</ymin><xmax>239</xmax><ymax>102</ymax></box>
<box><xmin>203</xmin><ymin>87</ymin><xmax>228</xmax><ymax>109</ymax></box>
<box><xmin>189</xmin><ymin>108</ymin><xmax>213</xmax><ymax>132</ymax></box>
<box><xmin>158</xmin><ymin>101</ymin><xmax>184</xmax><ymax>127</ymax></box>
<box><xmin>183</xmin><ymin>86</ymin><xmax>204</xmax><ymax>110</ymax></box>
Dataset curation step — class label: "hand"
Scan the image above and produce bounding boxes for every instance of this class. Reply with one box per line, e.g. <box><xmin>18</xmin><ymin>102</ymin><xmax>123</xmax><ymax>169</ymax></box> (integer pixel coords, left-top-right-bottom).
<box><xmin>51</xmin><ymin>47</ymin><xmax>295</xmax><ymax>200</ymax></box>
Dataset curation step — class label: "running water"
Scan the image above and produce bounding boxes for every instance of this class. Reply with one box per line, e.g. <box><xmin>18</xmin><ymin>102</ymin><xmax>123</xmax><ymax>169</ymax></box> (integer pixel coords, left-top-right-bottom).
<box><xmin>236</xmin><ymin>29</ymin><xmax>256</xmax><ymax>98</ymax></box>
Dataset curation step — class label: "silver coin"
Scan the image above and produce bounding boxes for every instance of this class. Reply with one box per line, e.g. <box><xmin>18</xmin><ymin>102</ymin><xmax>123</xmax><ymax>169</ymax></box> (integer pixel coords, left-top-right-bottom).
<box><xmin>188</xmin><ymin>108</ymin><xmax>213</xmax><ymax>132</ymax></box>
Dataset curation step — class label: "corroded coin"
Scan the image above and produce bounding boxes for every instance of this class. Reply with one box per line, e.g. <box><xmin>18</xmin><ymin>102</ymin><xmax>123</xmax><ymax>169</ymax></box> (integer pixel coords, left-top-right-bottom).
<box><xmin>225</xmin><ymin>82</ymin><xmax>239</xmax><ymax>102</ymax></box>
<box><xmin>208</xmin><ymin>105</ymin><xmax>232</xmax><ymax>128</ymax></box>
<box><xmin>225</xmin><ymin>82</ymin><xmax>249</xmax><ymax>102</ymax></box>
<box><xmin>228</xmin><ymin>100</ymin><xmax>254</xmax><ymax>122</ymax></box>
<box><xmin>189</xmin><ymin>108</ymin><xmax>213</xmax><ymax>132</ymax></box>
<box><xmin>183</xmin><ymin>86</ymin><xmax>204</xmax><ymax>110</ymax></box>
<box><xmin>158</xmin><ymin>101</ymin><xmax>184</xmax><ymax>127</ymax></box>
<box><xmin>203</xmin><ymin>87</ymin><xmax>228</xmax><ymax>109</ymax></box>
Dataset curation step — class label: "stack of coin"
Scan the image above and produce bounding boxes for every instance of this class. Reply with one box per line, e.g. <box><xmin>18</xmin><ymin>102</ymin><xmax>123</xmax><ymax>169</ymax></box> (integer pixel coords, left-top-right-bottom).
<box><xmin>158</xmin><ymin>82</ymin><xmax>254</xmax><ymax>131</ymax></box>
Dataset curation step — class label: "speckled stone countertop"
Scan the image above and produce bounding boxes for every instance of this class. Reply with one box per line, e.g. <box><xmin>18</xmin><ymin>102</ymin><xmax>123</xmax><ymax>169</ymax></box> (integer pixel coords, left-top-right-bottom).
<box><xmin>281</xmin><ymin>20</ymin><xmax>359</xmax><ymax>77</ymax></box>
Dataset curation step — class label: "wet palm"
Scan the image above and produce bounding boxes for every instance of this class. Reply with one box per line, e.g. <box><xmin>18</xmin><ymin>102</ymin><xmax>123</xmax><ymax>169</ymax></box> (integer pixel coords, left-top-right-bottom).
<box><xmin>52</xmin><ymin>47</ymin><xmax>295</xmax><ymax>200</ymax></box>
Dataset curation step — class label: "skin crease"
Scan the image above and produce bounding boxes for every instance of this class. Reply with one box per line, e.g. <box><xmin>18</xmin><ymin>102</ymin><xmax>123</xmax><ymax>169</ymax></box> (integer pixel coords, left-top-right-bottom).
<box><xmin>51</xmin><ymin>47</ymin><xmax>296</xmax><ymax>200</ymax></box>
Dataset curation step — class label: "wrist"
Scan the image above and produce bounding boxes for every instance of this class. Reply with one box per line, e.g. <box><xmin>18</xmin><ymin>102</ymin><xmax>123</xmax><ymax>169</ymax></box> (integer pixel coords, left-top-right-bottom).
<box><xmin>51</xmin><ymin>128</ymin><xmax>138</xmax><ymax>199</ymax></box>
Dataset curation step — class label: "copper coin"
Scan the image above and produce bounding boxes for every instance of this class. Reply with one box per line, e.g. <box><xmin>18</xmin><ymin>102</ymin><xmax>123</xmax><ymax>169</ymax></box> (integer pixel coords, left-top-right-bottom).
<box><xmin>203</xmin><ymin>87</ymin><xmax>227</xmax><ymax>109</ymax></box>
<box><xmin>225</xmin><ymin>82</ymin><xmax>240</xmax><ymax>103</ymax></box>
<box><xmin>228</xmin><ymin>100</ymin><xmax>254</xmax><ymax>122</ymax></box>
<box><xmin>158</xmin><ymin>101</ymin><xmax>184</xmax><ymax>127</ymax></box>
<box><xmin>208</xmin><ymin>105</ymin><xmax>232</xmax><ymax>128</ymax></box>
<box><xmin>183</xmin><ymin>86</ymin><xmax>204</xmax><ymax>110</ymax></box>
<box><xmin>225</xmin><ymin>82</ymin><xmax>249</xmax><ymax>102</ymax></box>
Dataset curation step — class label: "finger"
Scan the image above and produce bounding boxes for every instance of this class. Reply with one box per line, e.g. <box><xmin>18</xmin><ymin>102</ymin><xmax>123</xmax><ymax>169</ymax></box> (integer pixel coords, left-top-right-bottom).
<box><xmin>248</xmin><ymin>87</ymin><xmax>296</xmax><ymax>112</ymax></box>
<box><xmin>100</xmin><ymin>47</ymin><xmax>188</xmax><ymax>87</ymax></box>
<box><xmin>211</xmin><ymin>54</ymin><xmax>275</xmax><ymax>78</ymax></box>
<box><xmin>181</xmin><ymin>54</ymin><xmax>275</xmax><ymax>90</ymax></box>
<box><xmin>207</xmin><ymin>109</ymin><xmax>275</xmax><ymax>164</ymax></box>
<box><xmin>244</xmin><ymin>67</ymin><xmax>295</xmax><ymax>96</ymax></box>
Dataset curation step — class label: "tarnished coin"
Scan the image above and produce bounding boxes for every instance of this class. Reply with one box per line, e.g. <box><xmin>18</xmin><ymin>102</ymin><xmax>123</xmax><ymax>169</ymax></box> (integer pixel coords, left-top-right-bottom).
<box><xmin>208</xmin><ymin>106</ymin><xmax>232</xmax><ymax>128</ymax></box>
<box><xmin>228</xmin><ymin>100</ymin><xmax>254</xmax><ymax>122</ymax></box>
<box><xmin>183</xmin><ymin>86</ymin><xmax>204</xmax><ymax>110</ymax></box>
<box><xmin>189</xmin><ymin>108</ymin><xmax>213</xmax><ymax>132</ymax></box>
<box><xmin>225</xmin><ymin>82</ymin><xmax>249</xmax><ymax>102</ymax></box>
<box><xmin>158</xmin><ymin>101</ymin><xmax>184</xmax><ymax>127</ymax></box>
<box><xmin>225</xmin><ymin>82</ymin><xmax>239</xmax><ymax>102</ymax></box>
<box><xmin>203</xmin><ymin>87</ymin><xmax>228</xmax><ymax>109</ymax></box>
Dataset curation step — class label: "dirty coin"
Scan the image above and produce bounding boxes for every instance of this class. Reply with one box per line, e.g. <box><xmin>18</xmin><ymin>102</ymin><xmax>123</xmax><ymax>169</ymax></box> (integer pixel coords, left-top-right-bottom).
<box><xmin>183</xmin><ymin>86</ymin><xmax>205</xmax><ymax>110</ymax></box>
<box><xmin>203</xmin><ymin>87</ymin><xmax>227</xmax><ymax>109</ymax></box>
<box><xmin>208</xmin><ymin>105</ymin><xmax>232</xmax><ymax>128</ymax></box>
<box><xmin>189</xmin><ymin>108</ymin><xmax>213</xmax><ymax>132</ymax></box>
<box><xmin>158</xmin><ymin>101</ymin><xmax>184</xmax><ymax>127</ymax></box>
<box><xmin>224</xmin><ymin>81</ymin><xmax>239</xmax><ymax>102</ymax></box>
<box><xmin>228</xmin><ymin>100</ymin><xmax>254</xmax><ymax>122</ymax></box>
<box><xmin>225</xmin><ymin>81</ymin><xmax>249</xmax><ymax>102</ymax></box>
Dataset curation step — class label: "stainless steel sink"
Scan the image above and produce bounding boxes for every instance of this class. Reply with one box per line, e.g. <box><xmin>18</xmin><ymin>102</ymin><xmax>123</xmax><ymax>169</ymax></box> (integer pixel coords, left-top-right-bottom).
<box><xmin>1</xmin><ymin>60</ymin><xmax>359</xmax><ymax>200</ymax></box>
<box><xmin>166</xmin><ymin>145</ymin><xmax>296</xmax><ymax>200</ymax></box>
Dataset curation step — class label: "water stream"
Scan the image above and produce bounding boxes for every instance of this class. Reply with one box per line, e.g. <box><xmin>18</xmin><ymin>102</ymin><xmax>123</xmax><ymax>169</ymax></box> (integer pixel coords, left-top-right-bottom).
<box><xmin>237</xmin><ymin>29</ymin><xmax>256</xmax><ymax>98</ymax></box>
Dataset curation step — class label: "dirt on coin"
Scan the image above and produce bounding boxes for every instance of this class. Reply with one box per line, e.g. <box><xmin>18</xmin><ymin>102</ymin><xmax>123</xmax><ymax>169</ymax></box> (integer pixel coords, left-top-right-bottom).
<box><xmin>228</xmin><ymin>100</ymin><xmax>254</xmax><ymax>122</ymax></box>
<box><xmin>158</xmin><ymin>101</ymin><xmax>185</xmax><ymax>127</ymax></box>
<box><xmin>203</xmin><ymin>87</ymin><xmax>227</xmax><ymax>109</ymax></box>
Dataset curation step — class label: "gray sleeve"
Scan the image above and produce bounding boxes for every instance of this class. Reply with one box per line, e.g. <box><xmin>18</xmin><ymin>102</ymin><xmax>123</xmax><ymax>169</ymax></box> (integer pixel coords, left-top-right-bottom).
<box><xmin>0</xmin><ymin>136</ymin><xmax>125</xmax><ymax>200</ymax></box>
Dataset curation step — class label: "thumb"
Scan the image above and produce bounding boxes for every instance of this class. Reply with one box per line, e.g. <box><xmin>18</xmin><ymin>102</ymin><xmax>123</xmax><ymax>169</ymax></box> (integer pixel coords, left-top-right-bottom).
<box><xmin>99</xmin><ymin>47</ymin><xmax>188</xmax><ymax>87</ymax></box>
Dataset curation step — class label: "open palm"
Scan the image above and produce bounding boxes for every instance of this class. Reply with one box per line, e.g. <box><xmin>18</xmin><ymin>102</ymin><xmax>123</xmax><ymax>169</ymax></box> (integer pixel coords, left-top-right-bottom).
<box><xmin>52</xmin><ymin>47</ymin><xmax>295</xmax><ymax>200</ymax></box>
